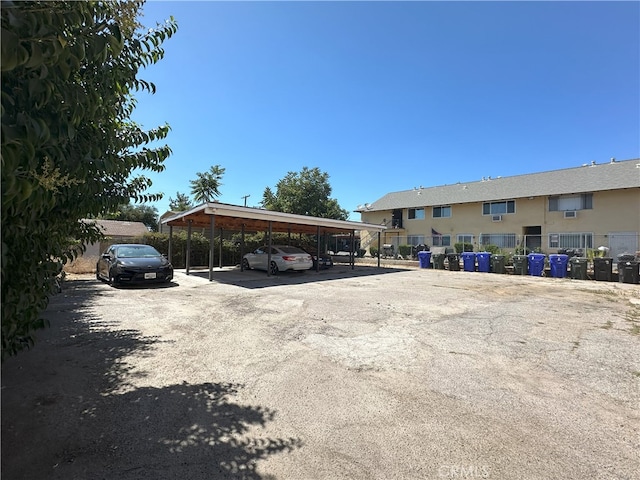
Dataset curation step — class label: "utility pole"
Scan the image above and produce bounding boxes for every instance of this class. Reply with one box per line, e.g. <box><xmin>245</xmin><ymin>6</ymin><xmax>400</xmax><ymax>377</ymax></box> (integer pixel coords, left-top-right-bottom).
<box><xmin>241</xmin><ymin>194</ymin><xmax>250</xmax><ymax>207</ymax></box>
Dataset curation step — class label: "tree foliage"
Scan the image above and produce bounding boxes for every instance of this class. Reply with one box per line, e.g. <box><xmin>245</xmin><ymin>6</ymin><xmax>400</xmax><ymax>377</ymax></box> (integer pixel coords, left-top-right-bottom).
<box><xmin>262</xmin><ymin>167</ymin><xmax>349</xmax><ymax>220</ymax></box>
<box><xmin>168</xmin><ymin>191</ymin><xmax>193</xmax><ymax>211</ymax></box>
<box><xmin>1</xmin><ymin>1</ymin><xmax>177</xmax><ymax>359</ymax></box>
<box><xmin>190</xmin><ymin>165</ymin><xmax>225</xmax><ymax>204</ymax></box>
<box><xmin>102</xmin><ymin>202</ymin><xmax>159</xmax><ymax>231</ymax></box>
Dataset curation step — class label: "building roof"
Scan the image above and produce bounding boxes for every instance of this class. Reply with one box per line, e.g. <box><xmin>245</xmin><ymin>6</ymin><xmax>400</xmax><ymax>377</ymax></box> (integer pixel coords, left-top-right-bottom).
<box><xmin>359</xmin><ymin>158</ymin><xmax>640</xmax><ymax>212</ymax></box>
<box><xmin>161</xmin><ymin>202</ymin><xmax>387</xmax><ymax>235</ymax></box>
<box><xmin>83</xmin><ymin>219</ymin><xmax>150</xmax><ymax>237</ymax></box>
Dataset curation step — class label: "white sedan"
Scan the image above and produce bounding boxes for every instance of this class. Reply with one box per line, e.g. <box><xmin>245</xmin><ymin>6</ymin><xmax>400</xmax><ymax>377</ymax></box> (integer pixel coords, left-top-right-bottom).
<box><xmin>242</xmin><ymin>245</ymin><xmax>312</xmax><ymax>275</ymax></box>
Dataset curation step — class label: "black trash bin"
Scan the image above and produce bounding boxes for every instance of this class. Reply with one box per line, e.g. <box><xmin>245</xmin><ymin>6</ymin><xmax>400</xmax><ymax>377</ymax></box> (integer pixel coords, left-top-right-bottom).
<box><xmin>569</xmin><ymin>257</ymin><xmax>588</xmax><ymax>280</ymax></box>
<box><xmin>618</xmin><ymin>261</ymin><xmax>640</xmax><ymax>284</ymax></box>
<box><xmin>446</xmin><ymin>253</ymin><xmax>460</xmax><ymax>271</ymax></box>
<box><xmin>512</xmin><ymin>255</ymin><xmax>528</xmax><ymax>275</ymax></box>
<box><xmin>432</xmin><ymin>253</ymin><xmax>445</xmax><ymax>270</ymax></box>
<box><xmin>491</xmin><ymin>254</ymin><xmax>505</xmax><ymax>274</ymax></box>
<box><xmin>593</xmin><ymin>257</ymin><xmax>613</xmax><ymax>282</ymax></box>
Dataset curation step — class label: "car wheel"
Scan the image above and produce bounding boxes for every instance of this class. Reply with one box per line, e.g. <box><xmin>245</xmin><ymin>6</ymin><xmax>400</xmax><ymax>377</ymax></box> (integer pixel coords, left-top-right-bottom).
<box><xmin>269</xmin><ymin>261</ymin><xmax>279</xmax><ymax>275</ymax></box>
<box><xmin>108</xmin><ymin>270</ymin><xmax>119</xmax><ymax>287</ymax></box>
<box><xmin>242</xmin><ymin>258</ymin><xmax>251</xmax><ymax>270</ymax></box>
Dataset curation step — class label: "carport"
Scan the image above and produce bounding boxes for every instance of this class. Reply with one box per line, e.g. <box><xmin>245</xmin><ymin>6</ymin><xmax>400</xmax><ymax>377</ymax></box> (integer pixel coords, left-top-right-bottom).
<box><xmin>161</xmin><ymin>202</ymin><xmax>387</xmax><ymax>280</ymax></box>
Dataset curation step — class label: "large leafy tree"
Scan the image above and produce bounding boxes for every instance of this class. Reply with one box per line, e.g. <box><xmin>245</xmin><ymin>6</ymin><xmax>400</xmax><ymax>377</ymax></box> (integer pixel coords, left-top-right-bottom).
<box><xmin>190</xmin><ymin>165</ymin><xmax>225</xmax><ymax>204</ymax></box>
<box><xmin>168</xmin><ymin>191</ymin><xmax>193</xmax><ymax>211</ymax></box>
<box><xmin>262</xmin><ymin>167</ymin><xmax>349</xmax><ymax>220</ymax></box>
<box><xmin>1</xmin><ymin>1</ymin><xmax>177</xmax><ymax>358</ymax></box>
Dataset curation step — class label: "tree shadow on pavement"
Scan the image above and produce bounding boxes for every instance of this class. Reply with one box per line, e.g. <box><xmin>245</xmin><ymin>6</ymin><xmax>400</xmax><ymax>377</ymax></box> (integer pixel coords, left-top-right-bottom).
<box><xmin>1</xmin><ymin>279</ymin><xmax>301</xmax><ymax>480</ymax></box>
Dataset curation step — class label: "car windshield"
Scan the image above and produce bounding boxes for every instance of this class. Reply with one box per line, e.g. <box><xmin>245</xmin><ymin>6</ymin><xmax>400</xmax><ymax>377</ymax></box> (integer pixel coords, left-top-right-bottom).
<box><xmin>117</xmin><ymin>245</ymin><xmax>161</xmax><ymax>258</ymax></box>
<box><xmin>278</xmin><ymin>246</ymin><xmax>305</xmax><ymax>254</ymax></box>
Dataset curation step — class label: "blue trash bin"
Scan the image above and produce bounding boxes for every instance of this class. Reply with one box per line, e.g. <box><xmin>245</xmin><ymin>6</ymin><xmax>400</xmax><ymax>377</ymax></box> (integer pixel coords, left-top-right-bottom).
<box><xmin>461</xmin><ymin>252</ymin><xmax>476</xmax><ymax>272</ymax></box>
<box><xmin>476</xmin><ymin>252</ymin><xmax>491</xmax><ymax>273</ymax></box>
<box><xmin>527</xmin><ymin>253</ymin><xmax>546</xmax><ymax>276</ymax></box>
<box><xmin>549</xmin><ymin>254</ymin><xmax>569</xmax><ymax>278</ymax></box>
<box><xmin>418</xmin><ymin>251</ymin><xmax>431</xmax><ymax>268</ymax></box>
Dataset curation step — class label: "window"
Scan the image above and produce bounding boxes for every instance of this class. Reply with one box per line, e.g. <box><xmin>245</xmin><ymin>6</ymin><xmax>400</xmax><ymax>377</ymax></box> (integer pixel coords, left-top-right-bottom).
<box><xmin>408</xmin><ymin>208</ymin><xmax>425</xmax><ymax>220</ymax></box>
<box><xmin>479</xmin><ymin>233</ymin><xmax>517</xmax><ymax>248</ymax></box>
<box><xmin>457</xmin><ymin>234</ymin><xmax>473</xmax><ymax>245</ymax></box>
<box><xmin>548</xmin><ymin>233</ymin><xmax>593</xmax><ymax>249</ymax></box>
<box><xmin>432</xmin><ymin>235</ymin><xmax>451</xmax><ymax>247</ymax></box>
<box><xmin>407</xmin><ymin>235</ymin><xmax>425</xmax><ymax>246</ymax></box>
<box><xmin>433</xmin><ymin>206</ymin><xmax>451</xmax><ymax>218</ymax></box>
<box><xmin>549</xmin><ymin>194</ymin><xmax>593</xmax><ymax>211</ymax></box>
<box><xmin>482</xmin><ymin>200</ymin><xmax>515</xmax><ymax>215</ymax></box>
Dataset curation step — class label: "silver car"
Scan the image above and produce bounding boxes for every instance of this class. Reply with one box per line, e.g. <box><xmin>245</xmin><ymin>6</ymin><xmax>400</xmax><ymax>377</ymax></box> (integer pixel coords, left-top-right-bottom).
<box><xmin>242</xmin><ymin>245</ymin><xmax>312</xmax><ymax>275</ymax></box>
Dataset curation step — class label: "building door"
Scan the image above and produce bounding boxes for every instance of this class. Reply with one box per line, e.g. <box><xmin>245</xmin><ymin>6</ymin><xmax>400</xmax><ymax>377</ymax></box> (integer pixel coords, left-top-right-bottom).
<box><xmin>608</xmin><ymin>232</ymin><xmax>638</xmax><ymax>263</ymax></box>
<box><xmin>523</xmin><ymin>226</ymin><xmax>542</xmax><ymax>252</ymax></box>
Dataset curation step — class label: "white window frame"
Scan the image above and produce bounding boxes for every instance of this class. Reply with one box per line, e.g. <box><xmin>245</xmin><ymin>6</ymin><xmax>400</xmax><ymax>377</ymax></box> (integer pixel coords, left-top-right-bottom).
<box><xmin>549</xmin><ymin>193</ymin><xmax>593</xmax><ymax>212</ymax></box>
<box><xmin>456</xmin><ymin>234</ymin><xmax>474</xmax><ymax>245</ymax></box>
<box><xmin>432</xmin><ymin>235</ymin><xmax>451</xmax><ymax>247</ymax></box>
<box><xmin>479</xmin><ymin>233</ymin><xmax>517</xmax><ymax>248</ymax></box>
<box><xmin>433</xmin><ymin>205</ymin><xmax>452</xmax><ymax>218</ymax></box>
<box><xmin>548</xmin><ymin>232</ymin><xmax>594</xmax><ymax>249</ymax></box>
<box><xmin>408</xmin><ymin>208</ymin><xmax>425</xmax><ymax>220</ymax></box>
<box><xmin>407</xmin><ymin>235</ymin><xmax>425</xmax><ymax>246</ymax></box>
<box><xmin>482</xmin><ymin>200</ymin><xmax>515</xmax><ymax>216</ymax></box>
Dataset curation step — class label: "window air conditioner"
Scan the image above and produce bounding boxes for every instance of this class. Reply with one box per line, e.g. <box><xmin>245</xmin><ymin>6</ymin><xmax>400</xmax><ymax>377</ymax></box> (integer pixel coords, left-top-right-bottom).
<box><xmin>564</xmin><ymin>211</ymin><xmax>577</xmax><ymax>219</ymax></box>
<box><xmin>491</xmin><ymin>215</ymin><xmax>502</xmax><ymax>222</ymax></box>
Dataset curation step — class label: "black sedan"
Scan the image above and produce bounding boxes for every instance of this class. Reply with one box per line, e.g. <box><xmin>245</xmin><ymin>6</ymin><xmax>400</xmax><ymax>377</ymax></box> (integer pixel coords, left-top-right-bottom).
<box><xmin>96</xmin><ymin>244</ymin><xmax>173</xmax><ymax>287</ymax></box>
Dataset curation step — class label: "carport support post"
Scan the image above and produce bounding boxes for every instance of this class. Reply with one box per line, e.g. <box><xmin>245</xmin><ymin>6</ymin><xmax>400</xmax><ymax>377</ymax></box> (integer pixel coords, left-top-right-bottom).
<box><xmin>350</xmin><ymin>230</ymin><xmax>355</xmax><ymax>270</ymax></box>
<box><xmin>240</xmin><ymin>224</ymin><xmax>245</xmax><ymax>271</ymax></box>
<box><xmin>377</xmin><ymin>231</ymin><xmax>381</xmax><ymax>268</ymax></box>
<box><xmin>168</xmin><ymin>225</ymin><xmax>173</xmax><ymax>265</ymax></box>
<box><xmin>267</xmin><ymin>221</ymin><xmax>273</xmax><ymax>277</ymax></box>
<box><xmin>208</xmin><ymin>214</ymin><xmax>215</xmax><ymax>281</ymax></box>
<box><xmin>219</xmin><ymin>228</ymin><xmax>223</xmax><ymax>269</ymax></box>
<box><xmin>316</xmin><ymin>226</ymin><xmax>321</xmax><ymax>272</ymax></box>
<box><xmin>186</xmin><ymin>220</ymin><xmax>192</xmax><ymax>275</ymax></box>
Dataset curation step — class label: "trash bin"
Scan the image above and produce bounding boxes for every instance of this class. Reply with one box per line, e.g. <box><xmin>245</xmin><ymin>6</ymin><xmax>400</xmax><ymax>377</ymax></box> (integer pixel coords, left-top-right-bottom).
<box><xmin>418</xmin><ymin>251</ymin><xmax>432</xmax><ymax>269</ymax></box>
<box><xmin>476</xmin><ymin>252</ymin><xmax>491</xmax><ymax>273</ymax></box>
<box><xmin>461</xmin><ymin>252</ymin><xmax>476</xmax><ymax>272</ymax></box>
<box><xmin>617</xmin><ymin>253</ymin><xmax>636</xmax><ymax>263</ymax></box>
<box><xmin>593</xmin><ymin>257</ymin><xmax>612</xmax><ymax>282</ymax></box>
<box><xmin>490</xmin><ymin>254</ymin><xmax>505</xmax><ymax>274</ymax></box>
<box><xmin>569</xmin><ymin>257</ymin><xmax>588</xmax><ymax>280</ymax></box>
<box><xmin>527</xmin><ymin>253</ymin><xmax>546</xmax><ymax>276</ymax></box>
<box><xmin>512</xmin><ymin>255</ymin><xmax>528</xmax><ymax>275</ymax></box>
<box><xmin>549</xmin><ymin>254</ymin><xmax>569</xmax><ymax>278</ymax></box>
<box><xmin>446</xmin><ymin>253</ymin><xmax>460</xmax><ymax>271</ymax></box>
<box><xmin>618</xmin><ymin>261</ymin><xmax>640</xmax><ymax>284</ymax></box>
<box><xmin>432</xmin><ymin>253</ymin><xmax>446</xmax><ymax>270</ymax></box>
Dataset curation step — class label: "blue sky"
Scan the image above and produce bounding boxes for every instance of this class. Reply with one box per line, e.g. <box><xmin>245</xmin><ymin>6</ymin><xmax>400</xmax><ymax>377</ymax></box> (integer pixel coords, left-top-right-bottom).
<box><xmin>133</xmin><ymin>1</ymin><xmax>640</xmax><ymax>220</ymax></box>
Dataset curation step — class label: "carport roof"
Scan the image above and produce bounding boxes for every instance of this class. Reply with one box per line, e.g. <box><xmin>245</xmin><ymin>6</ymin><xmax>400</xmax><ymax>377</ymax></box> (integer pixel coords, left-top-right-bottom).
<box><xmin>161</xmin><ymin>202</ymin><xmax>387</xmax><ymax>235</ymax></box>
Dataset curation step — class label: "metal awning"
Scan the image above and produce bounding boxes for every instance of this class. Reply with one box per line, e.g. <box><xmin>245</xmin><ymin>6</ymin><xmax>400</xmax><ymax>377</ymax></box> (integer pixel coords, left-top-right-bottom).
<box><xmin>161</xmin><ymin>202</ymin><xmax>387</xmax><ymax>236</ymax></box>
<box><xmin>161</xmin><ymin>202</ymin><xmax>387</xmax><ymax>280</ymax></box>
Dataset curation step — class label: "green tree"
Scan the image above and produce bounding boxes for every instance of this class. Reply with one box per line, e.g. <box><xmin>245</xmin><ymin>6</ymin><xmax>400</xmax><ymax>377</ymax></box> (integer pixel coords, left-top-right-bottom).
<box><xmin>262</xmin><ymin>167</ymin><xmax>349</xmax><ymax>220</ymax></box>
<box><xmin>190</xmin><ymin>165</ymin><xmax>225</xmax><ymax>203</ymax></box>
<box><xmin>103</xmin><ymin>202</ymin><xmax>159</xmax><ymax>231</ymax></box>
<box><xmin>168</xmin><ymin>191</ymin><xmax>193</xmax><ymax>211</ymax></box>
<box><xmin>1</xmin><ymin>1</ymin><xmax>177</xmax><ymax>359</ymax></box>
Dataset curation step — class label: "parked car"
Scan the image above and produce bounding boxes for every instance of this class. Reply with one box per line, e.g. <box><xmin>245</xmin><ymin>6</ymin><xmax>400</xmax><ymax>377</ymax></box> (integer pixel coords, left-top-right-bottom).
<box><xmin>242</xmin><ymin>245</ymin><xmax>312</xmax><ymax>275</ymax></box>
<box><xmin>96</xmin><ymin>244</ymin><xmax>173</xmax><ymax>286</ymax></box>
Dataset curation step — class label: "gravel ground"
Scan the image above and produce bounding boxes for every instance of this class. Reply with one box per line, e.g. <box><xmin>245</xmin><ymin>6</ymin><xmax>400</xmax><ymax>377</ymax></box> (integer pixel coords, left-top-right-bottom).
<box><xmin>2</xmin><ymin>265</ymin><xmax>639</xmax><ymax>480</ymax></box>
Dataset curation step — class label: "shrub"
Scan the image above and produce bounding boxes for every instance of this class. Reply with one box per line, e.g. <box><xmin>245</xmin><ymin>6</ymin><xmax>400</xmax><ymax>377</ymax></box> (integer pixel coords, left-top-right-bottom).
<box><xmin>481</xmin><ymin>244</ymin><xmax>501</xmax><ymax>254</ymax></box>
<box><xmin>398</xmin><ymin>244</ymin><xmax>412</xmax><ymax>258</ymax></box>
<box><xmin>369</xmin><ymin>247</ymin><xmax>378</xmax><ymax>257</ymax></box>
<box><xmin>454</xmin><ymin>243</ymin><xmax>474</xmax><ymax>253</ymax></box>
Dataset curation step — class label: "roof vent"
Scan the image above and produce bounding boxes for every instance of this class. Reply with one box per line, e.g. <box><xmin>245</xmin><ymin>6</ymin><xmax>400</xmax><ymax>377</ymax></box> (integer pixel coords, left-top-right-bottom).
<box><xmin>590</xmin><ymin>160</ymin><xmax>596</xmax><ymax>166</ymax></box>
<box><xmin>610</xmin><ymin>157</ymin><xmax>616</xmax><ymax>163</ymax></box>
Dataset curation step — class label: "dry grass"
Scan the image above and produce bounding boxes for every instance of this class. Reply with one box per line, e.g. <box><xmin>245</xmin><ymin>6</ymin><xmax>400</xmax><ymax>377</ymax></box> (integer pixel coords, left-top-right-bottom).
<box><xmin>63</xmin><ymin>256</ymin><xmax>97</xmax><ymax>274</ymax></box>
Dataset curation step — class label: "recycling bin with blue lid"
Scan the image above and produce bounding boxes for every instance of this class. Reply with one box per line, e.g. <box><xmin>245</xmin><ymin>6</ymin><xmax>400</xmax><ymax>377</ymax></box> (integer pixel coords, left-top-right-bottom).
<box><xmin>418</xmin><ymin>251</ymin><xmax>432</xmax><ymax>268</ymax></box>
<box><xmin>549</xmin><ymin>254</ymin><xmax>569</xmax><ymax>278</ymax></box>
<box><xmin>461</xmin><ymin>252</ymin><xmax>476</xmax><ymax>272</ymax></box>
<box><xmin>476</xmin><ymin>252</ymin><xmax>491</xmax><ymax>273</ymax></box>
<box><xmin>527</xmin><ymin>253</ymin><xmax>546</xmax><ymax>276</ymax></box>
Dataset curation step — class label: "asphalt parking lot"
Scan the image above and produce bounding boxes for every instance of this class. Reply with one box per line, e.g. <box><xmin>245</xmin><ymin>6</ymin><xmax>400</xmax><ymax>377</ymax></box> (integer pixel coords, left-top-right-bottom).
<box><xmin>2</xmin><ymin>265</ymin><xmax>639</xmax><ymax>479</ymax></box>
